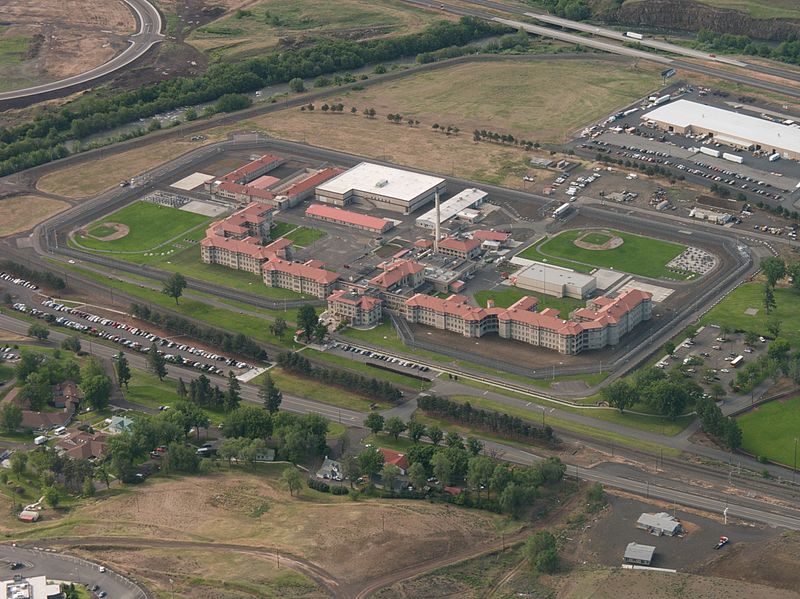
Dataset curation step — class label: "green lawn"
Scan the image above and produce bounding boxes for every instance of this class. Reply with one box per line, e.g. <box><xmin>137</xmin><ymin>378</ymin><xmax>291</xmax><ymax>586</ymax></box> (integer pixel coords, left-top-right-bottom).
<box><xmin>473</xmin><ymin>288</ymin><xmax>583</xmax><ymax>317</ymax></box>
<box><xmin>700</xmin><ymin>282</ymin><xmax>800</xmax><ymax>347</ymax></box>
<box><xmin>304</xmin><ymin>348</ymin><xmax>431</xmax><ymax>390</ymax></box>
<box><xmin>251</xmin><ymin>367</ymin><xmax>381</xmax><ymax>412</ymax></box>
<box><xmin>0</xmin><ymin>29</ymin><xmax>34</xmax><ymax>93</ymax></box>
<box><xmin>73</xmin><ymin>202</ymin><xmax>211</xmax><ymax>252</ymax></box>
<box><xmin>272</xmin><ymin>221</ymin><xmax>326</xmax><ymax>248</ymax></box>
<box><xmin>519</xmin><ymin>229</ymin><xmax>688</xmax><ymax>280</ymax></box>
<box><xmin>126</xmin><ymin>369</ymin><xmax>231</xmax><ymax>425</ymax></box>
<box><xmin>738</xmin><ymin>395</ymin><xmax>800</xmax><ymax>466</ymax></box>
<box><xmin>0</xmin><ymin>364</ymin><xmax>14</xmax><ymax>383</ymax></box>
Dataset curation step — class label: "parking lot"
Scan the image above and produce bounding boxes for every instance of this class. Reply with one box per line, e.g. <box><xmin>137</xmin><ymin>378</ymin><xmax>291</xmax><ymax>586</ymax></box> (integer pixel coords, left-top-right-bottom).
<box><xmin>329</xmin><ymin>340</ymin><xmax>434</xmax><ymax>381</ymax></box>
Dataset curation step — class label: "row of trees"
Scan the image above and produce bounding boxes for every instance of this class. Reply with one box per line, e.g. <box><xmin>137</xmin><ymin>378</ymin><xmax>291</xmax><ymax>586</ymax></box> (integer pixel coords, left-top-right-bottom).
<box><xmin>130</xmin><ymin>303</ymin><xmax>267</xmax><ymax>361</ymax></box>
<box><xmin>417</xmin><ymin>395</ymin><xmax>555</xmax><ymax>444</ymax></box>
<box><xmin>0</xmin><ymin>17</ymin><xmax>506</xmax><ymax>176</ymax></box>
<box><xmin>277</xmin><ymin>351</ymin><xmax>403</xmax><ymax>403</ymax></box>
<box><xmin>696</xmin><ymin>396</ymin><xmax>742</xmax><ymax>450</ymax></box>
<box><xmin>0</xmin><ymin>261</ymin><xmax>66</xmax><ymax>290</ymax></box>
<box><xmin>473</xmin><ymin>129</ymin><xmax>540</xmax><ymax>151</ymax></box>
<box><xmin>601</xmin><ymin>366</ymin><xmax>703</xmax><ymax>419</ymax></box>
<box><xmin>695</xmin><ymin>28</ymin><xmax>800</xmax><ymax>67</ymax></box>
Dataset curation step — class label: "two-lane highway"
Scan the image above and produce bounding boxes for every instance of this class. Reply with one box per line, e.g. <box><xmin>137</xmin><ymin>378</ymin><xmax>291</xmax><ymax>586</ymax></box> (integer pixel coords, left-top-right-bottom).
<box><xmin>0</xmin><ymin>0</ymin><xmax>164</xmax><ymax>104</ymax></box>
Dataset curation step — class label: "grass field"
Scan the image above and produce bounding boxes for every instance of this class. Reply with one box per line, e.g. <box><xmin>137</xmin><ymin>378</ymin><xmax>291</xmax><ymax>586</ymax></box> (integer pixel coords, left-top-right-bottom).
<box><xmin>520</xmin><ymin>229</ymin><xmax>687</xmax><ymax>279</ymax></box>
<box><xmin>624</xmin><ymin>0</ymin><xmax>800</xmax><ymax>19</ymax></box>
<box><xmin>0</xmin><ymin>195</ymin><xmax>70</xmax><ymax>237</ymax></box>
<box><xmin>473</xmin><ymin>287</ymin><xmax>583</xmax><ymax>317</ymax></box>
<box><xmin>187</xmin><ymin>0</ymin><xmax>441</xmax><ymax>61</ymax></box>
<box><xmin>700</xmin><ymin>281</ymin><xmax>800</xmax><ymax>347</ymax></box>
<box><xmin>72</xmin><ymin>202</ymin><xmax>210</xmax><ymax>252</ymax></box>
<box><xmin>272</xmin><ymin>220</ymin><xmax>326</xmax><ymax>248</ymax></box>
<box><xmin>339</xmin><ymin>59</ymin><xmax>661</xmax><ymax>143</ymax></box>
<box><xmin>738</xmin><ymin>395</ymin><xmax>800</xmax><ymax>466</ymax></box>
<box><xmin>0</xmin><ymin>28</ymin><xmax>34</xmax><ymax>92</ymax></box>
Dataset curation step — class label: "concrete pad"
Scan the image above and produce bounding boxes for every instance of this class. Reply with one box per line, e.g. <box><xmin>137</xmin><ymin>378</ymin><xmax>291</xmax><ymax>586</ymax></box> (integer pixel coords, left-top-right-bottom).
<box><xmin>180</xmin><ymin>200</ymin><xmax>228</xmax><ymax>217</ymax></box>
<box><xmin>593</xmin><ymin>268</ymin><xmax>627</xmax><ymax>291</ymax></box>
<box><xmin>617</xmin><ymin>280</ymin><xmax>674</xmax><ymax>303</ymax></box>
<box><xmin>237</xmin><ymin>367</ymin><xmax>267</xmax><ymax>383</ymax></box>
<box><xmin>170</xmin><ymin>172</ymin><xmax>213</xmax><ymax>191</ymax></box>
<box><xmin>744</xmin><ymin>307</ymin><xmax>759</xmax><ymax>316</ymax></box>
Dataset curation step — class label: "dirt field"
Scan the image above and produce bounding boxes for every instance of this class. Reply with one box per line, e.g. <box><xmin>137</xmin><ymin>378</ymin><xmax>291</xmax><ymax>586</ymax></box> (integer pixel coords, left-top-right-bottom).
<box><xmin>35</xmin><ymin>135</ymin><xmax>222</xmax><ymax>198</ymax></box>
<box><xmin>246</xmin><ymin>109</ymin><xmax>544</xmax><ymax>189</ymax></box>
<box><xmin>317</xmin><ymin>59</ymin><xmax>662</xmax><ymax>143</ymax></box>
<box><xmin>0</xmin><ymin>195</ymin><xmax>70</xmax><ymax>237</ymax></box>
<box><xmin>0</xmin><ymin>0</ymin><xmax>135</xmax><ymax>91</ymax></box>
<box><xmin>17</xmin><ymin>469</ymin><xmax>516</xmax><ymax>588</ymax></box>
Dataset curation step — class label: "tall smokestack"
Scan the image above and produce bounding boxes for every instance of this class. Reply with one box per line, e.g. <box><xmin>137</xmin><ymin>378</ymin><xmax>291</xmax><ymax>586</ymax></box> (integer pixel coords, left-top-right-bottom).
<box><xmin>434</xmin><ymin>190</ymin><xmax>441</xmax><ymax>254</ymax></box>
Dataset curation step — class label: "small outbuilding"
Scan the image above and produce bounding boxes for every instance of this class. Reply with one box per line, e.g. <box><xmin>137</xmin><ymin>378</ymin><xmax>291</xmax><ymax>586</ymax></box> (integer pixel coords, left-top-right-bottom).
<box><xmin>636</xmin><ymin>512</ymin><xmax>684</xmax><ymax>536</ymax></box>
<box><xmin>624</xmin><ymin>542</ymin><xmax>656</xmax><ymax>566</ymax></box>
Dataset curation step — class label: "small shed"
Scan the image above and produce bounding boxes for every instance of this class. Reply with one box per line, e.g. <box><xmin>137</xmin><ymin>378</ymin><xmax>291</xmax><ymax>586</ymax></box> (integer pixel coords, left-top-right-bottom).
<box><xmin>637</xmin><ymin>512</ymin><xmax>683</xmax><ymax>536</ymax></box>
<box><xmin>624</xmin><ymin>542</ymin><xmax>655</xmax><ymax>566</ymax></box>
<box><xmin>18</xmin><ymin>510</ymin><xmax>40</xmax><ymax>523</ymax></box>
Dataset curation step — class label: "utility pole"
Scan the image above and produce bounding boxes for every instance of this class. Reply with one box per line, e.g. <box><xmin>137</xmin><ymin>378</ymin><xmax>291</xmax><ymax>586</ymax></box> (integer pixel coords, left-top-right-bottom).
<box><xmin>794</xmin><ymin>437</ymin><xmax>798</xmax><ymax>484</ymax></box>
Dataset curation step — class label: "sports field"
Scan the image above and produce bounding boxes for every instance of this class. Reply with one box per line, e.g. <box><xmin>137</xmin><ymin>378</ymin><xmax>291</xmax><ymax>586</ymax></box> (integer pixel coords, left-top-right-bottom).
<box><xmin>187</xmin><ymin>0</ymin><xmax>440</xmax><ymax>60</ymax></box>
<box><xmin>519</xmin><ymin>229</ymin><xmax>687</xmax><ymax>279</ymax></box>
<box><xmin>72</xmin><ymin>202</ymin><xmax>211</xmax><ymax>253</ymax></box>
<box><xmin>738</xmin><ymin>395</ymin><xmax>800</xmax><ymax>466</ymax></box>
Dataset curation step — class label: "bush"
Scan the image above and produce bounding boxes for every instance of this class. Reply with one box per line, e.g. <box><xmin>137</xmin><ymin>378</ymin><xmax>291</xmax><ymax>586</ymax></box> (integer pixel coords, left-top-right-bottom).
<box><xmin>307</xmin><ymin>478</ymin><xmax>330</xmax><ymax>493</ymax></box>
<box><xmin>331</xmin><ymin>486</ymin><xmax>349</xmax><ymax>495</ymax></box>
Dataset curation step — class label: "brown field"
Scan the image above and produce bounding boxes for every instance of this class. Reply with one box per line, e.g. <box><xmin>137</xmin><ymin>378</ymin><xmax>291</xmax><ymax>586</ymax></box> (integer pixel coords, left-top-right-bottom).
<box><xmin>0</xmin><ymin>0</ymin><xmax>135</xmax><ymax>90</ymax></box>
<box><xmin>16</xmin><ymin>469</ymin><xmax>516</xmax><ymax>589</ymax></box>
<box><xmin>35</xmin><ymin>135</ymin><xmax>223</xmax><ymax>198</ymax></box>
<box><xmin>0</xmin><ymin>195</ymin><xmax>70</xmax><ymax>237</ymax></box>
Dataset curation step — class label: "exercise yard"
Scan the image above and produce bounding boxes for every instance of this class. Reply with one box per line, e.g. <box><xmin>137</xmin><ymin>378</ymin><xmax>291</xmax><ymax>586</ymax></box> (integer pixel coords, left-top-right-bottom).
<box><xmin>72</xmin><ymin>201</ymin><xmax>211</xmax><ymax>253</ymax></box>
<box><xmin>519</xmin><ymin>229</ymin><xmax>688</xmax><ymax>279</ymax></box>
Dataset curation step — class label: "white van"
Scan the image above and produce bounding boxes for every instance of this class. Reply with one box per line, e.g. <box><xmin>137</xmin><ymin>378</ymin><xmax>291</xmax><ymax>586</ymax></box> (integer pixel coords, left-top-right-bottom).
<box><xmin>34</xmin><ymin>436</ymin><xmax>47</xmax><ymax>446</ymax></box>
<box><xmin>53</xmin><ymin>426</ymin><xmax>67</xmax><ymax>436</ymax></box>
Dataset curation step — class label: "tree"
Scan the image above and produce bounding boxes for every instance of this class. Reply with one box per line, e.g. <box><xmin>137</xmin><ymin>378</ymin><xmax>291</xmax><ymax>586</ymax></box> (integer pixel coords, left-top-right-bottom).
<box><xmin>162</xmin><ymin>272</ymin><xmax>187</xmax><ymax>305</ymax></box>
<box><xmin>523</xmin><ymin>531</ymin><xmax>556</xmax><ymax>568</ymax></box>
<box><xmin>763</xmin><ymin>283</ymin><xmax>776</xmax><ymax>315</ymax></box>
<box><xmin>223</xmin><ymin>405</ymin><xmax>272</xmax><ymax>439</ymax></box>
<box><xmin>431</xmin><ymin>451</ymin><xmax>453</xmax><ymax>485</ymax></box>
<box><xmin>408</xmin><ymin>461</ymin><xmax>427</xmax><ymax>491</ymax></box>
<box><xmin>466</xmin><ymin>437</ymin><xmax>484</xmax><ymax>456</ymax></box>
<box><xmin>296</xmin><ymin>305</ymin><xmax>318</xmax><ymax>342</ymax></box>
<box><xmin>385</xmin><ymin>416</ymin><xmax>407</xmax><ymax>441</ymax></box>
<box><xmin>767</xmin><ymin>318</ymin><xmax>781</xmax><ymax>339</ymax></box>
<box><xmin>81</xmin><ymin>374</ymin><xmax>113</xmax><ymax>410</ymax></box>
<box><xmin>365</xmin><ymin>412</ymin><xmax>384</xmax><ymax>435</ymax></box>
<box><xmin>645</xmin><ymin>380</ymin><xmax>688</xmax><ymax>420</ymax></box>
<box><xmin>115</xmin><ymin>351</ymin><xmax>131</xmax><ymax>389</ymax></box>
<box><xmin>162</xmin><ymin>442</ymin><xmax>200</xmax><ymax>474</ymax></box>
<box><xmin>288</xmin><ymin>77</ymin><xmax>305</xmax><ymax>93</ymax></box>
<box><xmin>21</xmin><ymin>371</ymin><xmax>51</xmax><ymax>411</ymax></box>
<box><xmin>177</xmin><ymin>377</ymin><xmax>187</xmax><ymax>399</ymax></box>
<box><xmin>445</xmin><ymin>431</ymin><xmax>463</xmax><ymax>449</ymax></box>
<box><xmin>61</xmin><ymin>336</ymin><xmax>81</xmax><ymax>353</ymax></box>
<box><xmin>535</xmin><ymin>548</ymin><xmax>559</xmax><ymax>574</ymax></box>
<box><xmin>745</xmin><ymin>331</ymin><xmax>759</xmax><ymax>347</ymax></box>
<box><xmin>663</xmin><ymin>340</ymin><xmax>676</xmax><ymax>356</ymax></box>
<box><xmin>225</xmin><ymin>371</ymin><xmax>242</xmax><ymax>412</ymax></box>
<box><xmin>282</xmin><ymin>466</ymin><xmax>303</xmax><ymax>497</ymax></box>
<box><xmin>10</xmin><ymin>451</ymin><xmax>27</xmax><ymax>477</ymax></box>
<box><xmin>258</xmin><ymin>372</ymin><xmax>282</xmax><ymax>414</ymax></box>
<box><xmin>313</xmin><ymin>322</ymin><xmax>328</xmax><ymax>344</ymax></box>
<box><xmin>82</xmin><ymin>477</ymin><xmax>95</xmax><ymax>497</ymax></box>
<box><xmin>710</xmin><ymin>382</ymin><xmax>726</xmax><ymax>402</ymax></box>
<box><xmin>601</xmin><ymin>380</ymin><xmax>638</xmax><ymax>413</ymax></box>
<box><xmin>358</xmin><ymin>448</ymin><xmax>384</xmax><ymax>478</ymax></box>
<box><xmin>427</xmin><ymin>425</ymin><xmax>443</xmax><ymax>446</ymax></box>
<box><xmin>762</xmin><ymin>256</ymin><xmax>786</xmax><ymax>288</ymax></box>
<box><xmin>467</xmin><ymin>456</ymin><xmax>494</xmax><ymax>497</ymax></box>
<box><xmin>147</xmin><ymin>343</ymin><xmax>167</xmax><ymax>380</ymax></box>
<box><xmin>342</xmin><ymin>454</ymin><xmax>361</xmax><ymax>488</ymax></box>
<box><xmin>0</xmin><ymin>403</ymin><xmax>22</xmax><ymax>434</ymax></box>
<box><xmin>380</xmin><ymin>463</ymin><xmax>400</xmax><ymax>490</ymax></box>
<box><xmin>407</xmin><ymin>420</ymin><xmax>426</xmax><ymax>443</ymax></box>
<box><xmin>27</xmin><ymin>323</ymin><xmax>49</xmax><ymax>340</ymax></box>
<box><xmin>42</xmin><ymin>486</ymin><xmax>60</xmax><ymax>509</ymax></box>
<box><xmin>269</xmin><ymin>317</ymin><xmax>288</xmax><ymax>339</ymax></box>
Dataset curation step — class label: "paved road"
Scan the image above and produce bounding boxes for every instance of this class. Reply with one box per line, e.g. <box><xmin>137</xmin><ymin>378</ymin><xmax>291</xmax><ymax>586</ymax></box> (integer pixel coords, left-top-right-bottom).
<box><xmin>0</xmin><ymin>0</ymin><xmax>164</xmax><ymax>104</ymax></box>
<box><xmin>0</xmin><ymin>545</ymin><xmax>146</xmax><ymax>598</ymax></box>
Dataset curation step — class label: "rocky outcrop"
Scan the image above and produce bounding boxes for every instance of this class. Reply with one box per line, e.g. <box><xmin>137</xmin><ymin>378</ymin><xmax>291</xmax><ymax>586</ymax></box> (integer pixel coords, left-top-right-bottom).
<box><xmin>600</xmin><ymin>0</ymin><xmax>800</xmax><ymax>41</ymax></box>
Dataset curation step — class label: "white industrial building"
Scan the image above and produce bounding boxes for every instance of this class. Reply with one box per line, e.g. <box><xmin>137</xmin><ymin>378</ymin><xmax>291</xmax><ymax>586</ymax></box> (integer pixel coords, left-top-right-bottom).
<box><xmin>636</xmin><ymin>512</ymin><xmax>684</xmax><ymax>536</ymax></box>
<box><xmin>1</xmin><ymin>575</ymin><xmax>61</xmax><ymax>599</ymax></box>
<box><xmin>643</xmin><ymin>99</ymin><xmax>800</xmax><ymax>160</ymax></box>
<box><xmin>689</xmin><ymin>207</ymin><xmax>732</xmax><ymax>224</ymax></box>
<box><xmin>315</xmin><ymin>162</ymin><xmax>447</xmax><ymax>214</ymax></box>
<box><xmin>415</xmin><ymin>188</ymin><xmax>488</xmax><ymax>228</ymax></box>
<box><xmin>511</xmin><ymin>261</ymin><xmax>597</xmax><ymax>299</ymax></box>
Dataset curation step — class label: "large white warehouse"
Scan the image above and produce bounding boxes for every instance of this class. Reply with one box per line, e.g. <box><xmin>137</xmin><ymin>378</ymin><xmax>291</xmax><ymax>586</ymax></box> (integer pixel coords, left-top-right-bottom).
<box><xmin>415</xmin><ymin>188</ymin><xmax>488</xmax><ymax>229</ymax></box>
<box><xmin>511</xmin><ymin>262</ymin><xmax>597</xmax><ymax>299</ymax></box>
<box><xmin>315</xmin><ymin>162</ymin><xmax>447</xmax><ymax>214</ymax></box>
<box><xmin>643</xmin><ymin>99</ymin><xmax>800</xmax><ymax>160</ymax></box>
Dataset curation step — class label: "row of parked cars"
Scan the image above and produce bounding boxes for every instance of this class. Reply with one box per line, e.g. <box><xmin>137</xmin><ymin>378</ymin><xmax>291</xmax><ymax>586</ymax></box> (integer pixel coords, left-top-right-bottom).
<box><xmin>0</xmin><ymin>272</ymin><xmax>38</xmax><ymax>291</ymax></box>
<box><xmin>331</xmin><ymin>342</ymin><xmax>431</xmax><ymax>372</ymax></box>
<box><xmin>12</xmin><ymin>300</ymin><xmax>254</xmax><ymax>376</ymax></box>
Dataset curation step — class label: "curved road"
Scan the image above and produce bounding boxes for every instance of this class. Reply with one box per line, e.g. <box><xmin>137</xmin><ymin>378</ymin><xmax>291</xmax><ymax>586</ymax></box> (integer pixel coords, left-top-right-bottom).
<box><xmin>0</xmin><ymin>0</ymin><xmax>164</xmax><ymax>104</ymax></box>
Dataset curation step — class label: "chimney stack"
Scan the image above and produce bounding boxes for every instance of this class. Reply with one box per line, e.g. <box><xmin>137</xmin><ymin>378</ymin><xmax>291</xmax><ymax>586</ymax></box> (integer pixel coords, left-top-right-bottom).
<box><xmin>433</xmin><ymin>190</ymin><xmax>441</xmax><ymax>254</ymax></box>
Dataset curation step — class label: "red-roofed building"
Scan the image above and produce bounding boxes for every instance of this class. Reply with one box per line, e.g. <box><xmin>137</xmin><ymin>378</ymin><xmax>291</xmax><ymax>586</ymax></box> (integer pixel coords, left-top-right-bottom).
<box><xmin>52</xmin><ymin>380</ymin><xmax>81</xmax><ymax>409</ymax></box>
<box><xmin>438</xmin><ymin>237</ymin><xmax>482</xmax><ymax>260</ymax></box>
<box><xmin>378</xmin><ymin>448</ymin><xmax>409</xmax><ymax>474</ymax></box>
<box><xmin>403</xmin><ymin>288</ymin><xmax>652</xmax><ymax>355</ymax></box>
<box><xmin>369</xmin><ymin>260</ymin><xmax>425</xmax><ymax>292</ymax></box>
<box><xmin>472</xmin><ymin>230</ymin><xmax>510</xmax><ymax>243</ymax></box>
<box><xmin>56</xmin><ymin>430</ymin><xmax>109</xmax><ymax>461</ymax></box>
<box><xmin>208</xmin><ymin>203</ymin><xmax>273</xmax><ymax>242</ymax></box>
<box><xmin>305</xmin><ymin>204</ymin><xmax>394</xmax><ymax>234</ymax></box>
<box><xmin>327</xmin><ymin>290</ymin><xmax>383</xmax><ymax>327</ymax></box>
<box><xmin>414</xmin><ymin>239</ymin><xmax>433</xmax><ymax>250</ymax></box>
<box><xmin>263</xmin><ymin>259</ymin><xmax>339</xmax><ymax>298</ymax></box>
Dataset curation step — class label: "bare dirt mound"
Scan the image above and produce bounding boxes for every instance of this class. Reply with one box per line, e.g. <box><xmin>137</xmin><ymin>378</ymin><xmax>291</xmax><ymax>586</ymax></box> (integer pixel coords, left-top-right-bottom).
<box><xmin>573</xmin><ymin>230</ymin><xmax>623</xmax><ymax>251</ymax></box>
